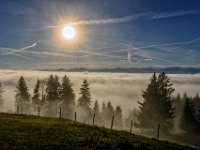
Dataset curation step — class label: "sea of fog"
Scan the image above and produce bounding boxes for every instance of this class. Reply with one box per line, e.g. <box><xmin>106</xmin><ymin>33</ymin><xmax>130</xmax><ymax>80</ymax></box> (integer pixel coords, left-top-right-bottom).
<box><xmin>0</xmin><ymin>69</ymin><xmax>200</xmax><ymax>117</ymax></box>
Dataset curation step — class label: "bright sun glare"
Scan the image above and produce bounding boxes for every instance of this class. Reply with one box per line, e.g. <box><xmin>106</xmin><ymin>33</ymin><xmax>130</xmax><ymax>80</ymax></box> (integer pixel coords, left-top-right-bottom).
<box><xmin>62</xmin><ymin>25</ymin><xmax>76</xmax><ymax>40</ymax></box>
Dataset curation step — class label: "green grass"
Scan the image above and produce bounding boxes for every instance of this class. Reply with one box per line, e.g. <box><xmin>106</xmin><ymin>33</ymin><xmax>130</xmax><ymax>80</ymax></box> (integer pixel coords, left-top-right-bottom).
<box><xmin>0</xmin><ymin>113</ymin><xmax>197</xmax><ymax>150</ymax></box>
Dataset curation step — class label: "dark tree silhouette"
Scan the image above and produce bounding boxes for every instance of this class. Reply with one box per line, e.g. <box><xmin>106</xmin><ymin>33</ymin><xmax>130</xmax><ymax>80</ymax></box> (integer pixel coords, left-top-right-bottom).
<box><xmin>93</xmin><ymin>100</ymin><xmax>101</xmax><ymax>125</ymax></box>
<box><xmin>77</xmin><ymin>79</ymin><xmax>91</xmax><ymax>107</ymax></box>
<box><xmin>93</xmin><ymin>100</ymin><xmax>100</xmax><ymax>115</ymax></box>
<box><xmin>179</xmin><ymin>97</ymin><xmax>197</xmax><ymax>133</ymax></box>
<box><xmin>105</xmin><ymin>101</ymin><xmax>114</xmax><ymax>127</ymax></box>
<box><xmin>15</xmin><ymin>76</ymin><xmax>31</xmax><ymax>114</ymax></box>
<box><xmin>137</xmin><ymin>72</ymin><xmax>175</xmax><ymax>131</ymax></box>
<box><xmin>60</xmin><ymin>75</ymin><xmax>75</xmax><ymax>119</ymax></box>
<box><xmin>45</xmin><ymin>75</ymin><xmax>61</xmax><ymax>117</ymax></box>
<box><xmin>32</xmin><ymin>79</ymin><xmax>43</xmax><ymax>112</ymax></box>
<box><xmin>173</xmin><ymin>94</ymin><xmax>183</xmax><ymax>129</ymax></box>
<box><xmin>101</xmin><ymin>101</ymin><xmax>107</xmax><ymax>126</ymax></box>
<box><xmin>115</xmin><ymin>105</ymin><xmax>123</xmax><ymax>129</ymax></box>
<box><xmin>193</xmin><ymin>93</ymin><xmax>200</xmax><ymax>111</ymax></box>
<box><xmin>0</xmin><ymin>82</ymin><xmax>4</xmax><ymax>111</ymax></box>
<box><xmin>77</xmin><ymin>79</ymin><xmax>92</xmax><ymax>122</ymax></box>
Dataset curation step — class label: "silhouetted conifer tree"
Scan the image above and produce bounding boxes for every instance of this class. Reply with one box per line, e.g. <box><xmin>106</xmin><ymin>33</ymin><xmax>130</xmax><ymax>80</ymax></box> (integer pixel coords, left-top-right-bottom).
<box><xmin>45</xmin><ymin>75</ymin><xmax>61</xmax><ymax>117</ymax></box>
<box><xmin>15</xmin><ymin>76</ymin><xmax>30</xmax><ymax>114</ymax></box>
<box><xmin>105</xmin><ymin>101</ymin><xmax>114</xmax><ymax>127</ymax></box>
<box><xmin>77</xmin><ymin>79</ymin><xmax>92</xmax><ymax>122</ymax></box>
<box><xmin>137</xmin><ymin>72</ymin><xmax>175</xmax><ymax>131</ymax></box>
<box><xmin>93</xmin><ymin>100</ymin><xmax>100</xmax><ymax>115</ymax></box>
<box><xmin>179</xmin><ymin>97</ymin><xmax>196</xmax><ymax>133</ymax></box>
<box><xmin>173</xmin><ymin>94</ymin><xmax>183</xmax><ymax>129</ymax></box>
<box><xmin>60</xmin><ymin>75</ymin><xmax>75</xmax><ymax>119</ymax></box>
<box><xmin>115</xmin><ymin>105</ymin><xmax>123</xmax><ymax>129</ymax></box>
<box><xmin>32</xmin><ymin>79</ymin><xmax>42</xmax><ymax>112</ymax></box>
<box><xmin>93</xmin><ymin>100</ymin><xmax>101</xmax><ymax>125</ymax></box>
<box><xmin>101</xmin><ymin>101</ymin><xmax>107</xmax><ymax>126</ymax></box>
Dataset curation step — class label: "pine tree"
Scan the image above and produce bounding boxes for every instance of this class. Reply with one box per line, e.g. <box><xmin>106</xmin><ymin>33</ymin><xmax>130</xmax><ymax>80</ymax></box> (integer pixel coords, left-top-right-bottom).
<box><xmin>0</xmin><ymin>82</ymin><xmax>4</xmax><ymax>111</ymax></box>
<box><xmin>77</xmin><ymin>79</ymin><xmax>92</xmax><ymax>122</ymax></box>
<box><xmin>105</xmin><ymin>101</ymin><xmax>114</xmax><ymax>127</ymax></box>
<box><xmin>193</xmin><ymin>93</ymin><xmax>200</xmax><ymax>111</ymax></box>
<box><xmin>77</xmin><ymin>79</ymin><xmax>91</xmax><ymax>107</ymax></box>
<box><xmin>93</xmin><ymin>100</ymin><xmax>101</xmax><ymax>125</ymax></box>
<box><xmin>15</xmin><ymin>76</ymin><xmax>31</xmax><ymax>114</ymax></box>
<box><xmin>93</xmin><ymin>100</ymin><xmax>100</xmax><ymax>115</ymax></box>
<box><xmin>60</xmin><ymin>75</ymin><xmax>75</xmax><ymax>119</ymax></box>
<box><xmin>32</xmin><ymin>79</ymin><xmax>41</xmax><ymax>111</ymax></box>
<box><xmin>137</xmin><ymin>72</ymin><xmax>175</xmax><ymax>131</ymax></box>
<box><xmin>115</xmin><ymin>105</ymin><xmax>123</xmax><ymax>129</ymax></box>
<box><xmin>45</xmin><ymin>75</ymin><xmax>61</xmax><ymax>117</ymax></box>
<box><xmin>173</xmin><ymin>94</ymin><xmax>183</xmax><ymax>129</ymax></box>
<box><xmin>101</xmin><ymin>102</ymin><xmax>107</xmax><ymax>126</ymax></box>
<box><xmin>40</xmin><ymin>79</ymin><xmax>46</xmax><ymax>105</ymax></box>
<box><xmin>179</xmin><ymin>97</ymin><xmax>196</xmax><ymax>133</ymax></box>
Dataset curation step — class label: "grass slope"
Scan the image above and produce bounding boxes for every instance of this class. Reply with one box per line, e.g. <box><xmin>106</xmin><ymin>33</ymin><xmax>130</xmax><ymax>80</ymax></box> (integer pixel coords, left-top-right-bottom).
<box><xmin>0</xmin><ymin>113</ymin><xmax>197</xmax><ymax>150</ymax></box>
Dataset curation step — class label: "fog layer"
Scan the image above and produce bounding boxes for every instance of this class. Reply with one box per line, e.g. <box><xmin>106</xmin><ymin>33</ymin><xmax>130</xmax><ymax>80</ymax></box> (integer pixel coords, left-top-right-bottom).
<box><xmin>0</xmin><ymin>69</ymin><xmax>200</xmax><ymax>116</ymax></box>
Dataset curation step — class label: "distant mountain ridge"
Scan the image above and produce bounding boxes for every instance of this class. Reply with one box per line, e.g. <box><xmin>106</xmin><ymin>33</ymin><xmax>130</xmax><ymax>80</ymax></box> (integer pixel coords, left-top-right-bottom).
<box><xmin>40</xmin><ymin>67</ymin><xmax>200</xmax><ymax>74</ymax></box>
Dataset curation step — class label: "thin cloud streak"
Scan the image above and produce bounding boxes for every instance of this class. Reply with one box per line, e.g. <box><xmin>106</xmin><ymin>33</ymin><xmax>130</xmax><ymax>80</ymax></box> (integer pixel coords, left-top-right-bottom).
<box><xmin>39</xmin><ymin>10</ymin><xmax>199</xmax><ymax>29</ymax></box>
<box><xmin>0</xmin><ymin>43</ymin><xmax>37</xmax><ymax>60</ymax></box>
<box><xmin>71</xmin><ymin>10</ymin><xmax>199</xmax><ymax>25</ymax></box>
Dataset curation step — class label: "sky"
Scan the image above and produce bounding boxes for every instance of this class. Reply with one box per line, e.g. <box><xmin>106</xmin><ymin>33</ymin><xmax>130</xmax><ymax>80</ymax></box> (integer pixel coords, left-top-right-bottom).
<box><xmin>0</xmin><ymin>0</ymin><xmax>200</xmax><ymax>69</ymax></box>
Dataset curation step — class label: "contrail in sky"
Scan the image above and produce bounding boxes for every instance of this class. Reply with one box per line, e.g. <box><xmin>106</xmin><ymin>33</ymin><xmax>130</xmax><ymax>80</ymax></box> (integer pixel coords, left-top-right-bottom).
<box><xmin>0</xmin><ymin>42</ymin><xmax>37</xmax><ymax>60</ymax></box>
<box><xmin>39</xmin><ymin>10</ymin><xmax>199</xmax><ymax>29</ymax></box>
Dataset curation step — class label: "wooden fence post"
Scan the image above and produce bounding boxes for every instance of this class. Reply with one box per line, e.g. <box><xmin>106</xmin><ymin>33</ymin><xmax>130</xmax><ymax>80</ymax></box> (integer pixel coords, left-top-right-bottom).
<box><xmin>37</xmin><ymin>107</ymin><xmax>40</xmax><ymax>117</ymax></box>
<box><xmin>111</xmin><ymin>115</ymin><xmax>114</xmax><ymax>129</ymax></box>
<box><xmin>93</xmin><ymin>113</ymin><xmax>95</xmax><ymax>126</ymax></box>
<box><xmin>75</xmin><ymin>112</ymin><xmax>76</xmax><ymax>122</ymax></box>
<box><xmin>59</xmin><ymin>108</ymin><xmax>62</xmax><ymax>118</ymax></box>
<box><xmin>157</xmin><ymin>124</ymin><xmax>160</xmax><ymax>140</ymax></box>
<box><xmin>130</xmin><ymin>120</ymin><xmax>133</xmax><ymax>133</ymax></box>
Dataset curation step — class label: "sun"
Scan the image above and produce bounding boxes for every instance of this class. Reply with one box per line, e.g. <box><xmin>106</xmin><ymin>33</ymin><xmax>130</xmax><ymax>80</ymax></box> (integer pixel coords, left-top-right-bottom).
<box><xmin>62</xmin><ymin>25</ymin><xmax>76</xmax><ymax>40</ymax></box>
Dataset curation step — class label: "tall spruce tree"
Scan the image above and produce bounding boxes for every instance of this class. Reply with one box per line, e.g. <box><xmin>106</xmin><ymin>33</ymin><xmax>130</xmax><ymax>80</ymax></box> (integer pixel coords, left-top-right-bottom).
<box><xmin>173</xmin><ymin>94</ymin><xmax>183</xmax><ymax>129</ymax></box>
<box><xmin>15</xmin><ymin>76</ymin><xmax>31</xmax><ymax>114</ymax></box>
<box><xmin>93</xmin><ymin>100</ymin><xmax>101</xmax><ymax>125</ymax></box>
<box><xmin>101</xmin><ymin>101</ymin><xmax>107</xmax><ymax>126</ymax></box>
<box><xmin>45</xmin><ymin>75</ymin><xmax>61</xmax><ymax>117</ymax></box>
<box><xmin>93</xmin><ymin>100</ymin><xmax>100</xmax><ymax>115</ymax></box>
<box><xmin>60</xmin><ymin>75</ymin><xmax>75</xmax><ymax>119</ymax></box>
<box><xmin>115</xmin><ymin>105</ymin><xmax>123</xmax><ymax>129</ymax></box>
<box><xmin>77</xmin><ymin>79</ymin><xmax>91</xmax><ymax>107</ymax></box>
<box><xmin>32</xmin><ymin>79</ymin><xmax>41</xmax><ymax>111</ymax></box>
<box><xmin>77</xmin><ymin>79</ymin><xmax>92</xmax><ymax>122</ymax></box>
<box><xmin>0</xmin><ymin>82</ymin><xmax>4</xmax><ymax>111</ymax></box>
<box><xmin>137</xmin><ymin>72</ymin><xmax>175</xmax><ymax>131</ymax></box>
<box><xmin>105</xmin><ymin>101</ymin><xmax>114</xmax><ymax>127</ymax></box>
<box><xmin>179</xmin><ymin>97</ymin><xmax>197</xmax><ymax>133</ymax></box>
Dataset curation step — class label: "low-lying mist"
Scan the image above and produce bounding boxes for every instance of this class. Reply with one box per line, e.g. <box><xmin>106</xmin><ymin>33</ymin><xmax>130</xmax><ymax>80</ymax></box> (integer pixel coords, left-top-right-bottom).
<box><xmin>1</xmin><ymin>69</ymin><xmax>200</xmax><ymax>117</ymax></box>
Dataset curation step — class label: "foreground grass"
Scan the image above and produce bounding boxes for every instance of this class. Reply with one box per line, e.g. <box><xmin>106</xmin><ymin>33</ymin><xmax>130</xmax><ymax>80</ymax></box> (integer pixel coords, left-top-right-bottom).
<box><xmin>0</xmin><ymin>113</ymin><xmax>197</xmax><ymax>150</ymax></box>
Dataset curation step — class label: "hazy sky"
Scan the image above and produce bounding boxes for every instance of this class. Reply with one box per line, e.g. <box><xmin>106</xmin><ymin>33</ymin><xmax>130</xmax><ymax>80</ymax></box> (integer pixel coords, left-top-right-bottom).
<box><xmin>0</xmin><ymin>0</ymin><xmax>200</xmax><ymax>69</ymax></box>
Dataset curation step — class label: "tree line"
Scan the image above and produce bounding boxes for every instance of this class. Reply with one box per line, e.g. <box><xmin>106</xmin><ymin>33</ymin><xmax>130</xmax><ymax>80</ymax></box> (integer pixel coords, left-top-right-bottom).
<box><xmin>0</xmin><ymin>73</ymin><xmax>200</xmax><ymax>134</ymax></box>
<box><xmin>0</xmin><ymin>75</ymin><xmax>123</xmax><ymax>128</ymax></box>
